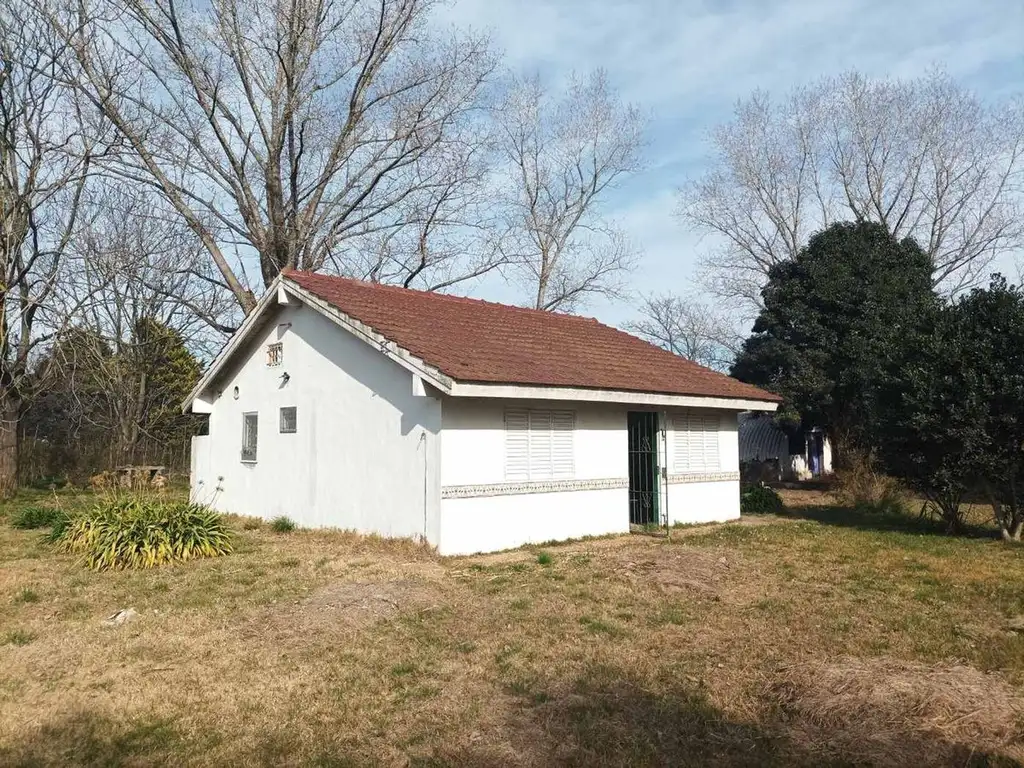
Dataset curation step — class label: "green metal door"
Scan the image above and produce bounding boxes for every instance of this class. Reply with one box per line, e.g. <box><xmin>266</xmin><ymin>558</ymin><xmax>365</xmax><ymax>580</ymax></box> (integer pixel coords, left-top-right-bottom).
<box><xmin>628</xmin><ymin>411</ymin><xmax>660</xmax><ymax>526</ymax></box>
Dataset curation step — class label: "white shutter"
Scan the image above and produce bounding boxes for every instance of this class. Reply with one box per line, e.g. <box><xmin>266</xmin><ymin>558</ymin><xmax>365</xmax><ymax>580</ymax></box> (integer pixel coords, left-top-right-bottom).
<box><xmin>505</xmin><ymin>410</ymin><xmax>530</xmax><ymax>480</ymax></box>
<box><xmin>551</xmin><ymin>410</ymin><xmax>575</xmax><ymax>478</ymax></box>
<box><xmin>686</xmin><ymin>415</ymin><xmax>704</xmax><ymax>471</ymax></box>
<box><xmin>528</xmin><ymin>410</ymin><xmax>553</xmax><ymax>478</ymax></box>
<box><xmin>672</xmin><ymin>414</ymin><xmax>688</xmax><ymax>472</ymax></box>
<box><xmin>672</xmin><ymin>412</ymin><xmax>721</xmax><ymax>472</ymax></box>
<box><xmin>703</xmin><ymin>415</ymin><xmax>720</xmax><ymax>471</ymax></box>
<box><xmin>505</xmin><ymin>408</ymin><xmax>576</xmax><ymax>481</ymax></box>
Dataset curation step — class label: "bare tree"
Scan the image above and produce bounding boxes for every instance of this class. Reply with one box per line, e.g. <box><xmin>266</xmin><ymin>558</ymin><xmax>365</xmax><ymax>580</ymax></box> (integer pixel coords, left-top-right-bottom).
<box><xmin>46</xmin><ymin>0</ymin><xmax>498</xmax><ymax>314</ymax></box>
<box><xmin>344</xmin><ymin>136</ymin><xmax>504</xmax><ymax>291</ymax></box>
<box><xmin>495</xmin><ymin>70</ymin><xmax>645</xmax><ymax>311</ymax></box>
<box><xmin>46</xmin><ymin>183</ymin><xmax>221</xmax><ymax>467</ymax></box>
<box><xmin>625</xmin><ymin>294</ymin><xmax>740</xmax><ymax>372</ymax></box>
<box><xmin>0</xmin><ymin>0</ymin><xmax>102</xmax><ymax>493</ymax></box>
<box><xmin>681</xmin><ymin>70</ymin><xmax>1024</xmax><ymax>310</ymax></box>
<box><xmin>73</xmin><ymin>184</ymin><xmax>237</xmax><ymax>355</ymax></box>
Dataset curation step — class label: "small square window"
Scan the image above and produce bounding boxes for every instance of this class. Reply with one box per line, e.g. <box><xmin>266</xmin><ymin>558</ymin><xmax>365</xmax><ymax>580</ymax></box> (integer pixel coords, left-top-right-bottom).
<box><xmin>280</xmin><ymin>406</ymin><xmax>297</xmax><ymax>434</ymax></box>
<box><xmin>266</xmin><ymin>342</ymin><xmax>283</xmax><ymax>367</ymax></box>
<box><xmin>241</xmin><ymin>412</ymin><xmax>258</xmax><ymax>462</ymax></box>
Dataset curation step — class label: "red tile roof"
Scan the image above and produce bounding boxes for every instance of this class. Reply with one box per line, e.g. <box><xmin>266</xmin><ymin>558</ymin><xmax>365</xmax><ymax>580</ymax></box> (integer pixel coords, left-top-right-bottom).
<box><xmin>284</xmin><ymin>271</ymin><xmax>780</xmax><ymax>403</ymax></box>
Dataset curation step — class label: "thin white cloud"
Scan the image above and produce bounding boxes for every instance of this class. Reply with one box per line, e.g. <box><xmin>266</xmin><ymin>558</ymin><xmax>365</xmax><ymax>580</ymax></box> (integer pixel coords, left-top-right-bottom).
<box><xmin>441</xmin><ymin>0</ymin><xmax>1024</xmax><ymax>326</ymax></box>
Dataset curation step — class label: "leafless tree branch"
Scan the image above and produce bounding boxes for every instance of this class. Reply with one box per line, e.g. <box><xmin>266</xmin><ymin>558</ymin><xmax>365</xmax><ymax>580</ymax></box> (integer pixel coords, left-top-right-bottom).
<box><xmin>494</xmin><ymin>70</ymin><xmax>646</xmax><ymax>311</ymax></box>
<box><xmin>681</xmin><ymin>70</ymin><xmax>1024</xmax><ymax>311</ymax></box>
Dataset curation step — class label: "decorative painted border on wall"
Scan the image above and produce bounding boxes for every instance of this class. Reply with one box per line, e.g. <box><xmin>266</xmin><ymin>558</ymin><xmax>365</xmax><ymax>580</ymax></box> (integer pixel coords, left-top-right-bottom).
<box><xmin>441</xmin><ymin>471</ymin><xmax>740</xmax><ymax>499</ymax></box>
<box><xmin>666</xmin><ymin>471</ymin><xmax>740</xmax><ymax>484</ymax></box>
<box><xmin>442</xmin><ymin>477</ymin><xmax>628</xmax><ymax>499</ymax></box>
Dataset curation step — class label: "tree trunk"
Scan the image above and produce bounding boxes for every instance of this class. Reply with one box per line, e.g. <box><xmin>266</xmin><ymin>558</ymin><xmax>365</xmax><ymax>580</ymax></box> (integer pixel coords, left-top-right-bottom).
<box><xmin>0</xmin><ymin>387</ymin><xmax>20</xmax><ymax>497</ymax></box>
<box><xmin>1001</xmin><ymin>517</ymin><xmax>1024</xmax><ymax>543</ymax></box>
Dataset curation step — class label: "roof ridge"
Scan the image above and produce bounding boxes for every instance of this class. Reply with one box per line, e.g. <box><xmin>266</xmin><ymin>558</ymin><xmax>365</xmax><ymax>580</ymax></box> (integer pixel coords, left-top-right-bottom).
<box><xmin>283</xmin><ymin>270</ymin><xmax>607</xmax><ymax>325</ymax></box>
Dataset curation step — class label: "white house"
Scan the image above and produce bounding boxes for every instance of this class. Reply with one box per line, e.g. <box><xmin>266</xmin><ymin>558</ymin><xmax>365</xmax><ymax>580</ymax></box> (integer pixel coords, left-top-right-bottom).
<box><xmin>185</xmin><ymin>271</ymin><xmax>779</xmax><ymax>555</ymax></box>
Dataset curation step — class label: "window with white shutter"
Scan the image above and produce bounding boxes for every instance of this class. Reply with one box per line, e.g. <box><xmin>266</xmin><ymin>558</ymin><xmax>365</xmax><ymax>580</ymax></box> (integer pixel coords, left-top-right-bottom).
<box><xmin>672</xmin><ymin>412</ymin><xmax>721</xmax><ymax>472</ymax></box>
<box><xmin>505</xmin><ymin>408</ymin><xmax>575</xmax><ymax>480</ymax></box>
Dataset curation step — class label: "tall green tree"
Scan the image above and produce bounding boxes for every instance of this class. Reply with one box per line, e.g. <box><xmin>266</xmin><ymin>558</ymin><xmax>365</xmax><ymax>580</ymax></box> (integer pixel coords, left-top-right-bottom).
<box><xmin>731</xmin><ymin>221</ymin><xmax>938</xmax><ymax>461</ymax></box>
<box><xmin>878</xmin><ymin>276</ymin><xmax>1024</xmax><ymax>541</ymax></box>
<box><xmin>125</xmin><ymin>319</ymin><xmax>202</xmax><ymax>458</ymax></box>
<box><xmin>873</xmin><ymin>322</ymin><xmax>973</xmax><ymax>533</ymax></box>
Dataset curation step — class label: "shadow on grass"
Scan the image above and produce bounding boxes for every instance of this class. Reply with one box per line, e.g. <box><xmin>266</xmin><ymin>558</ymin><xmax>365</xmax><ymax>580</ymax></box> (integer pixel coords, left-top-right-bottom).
<box><xmin>777</xmin><ymin>503</ymin><xmax>999</xmax><ymax>541</ymax></box>
<box><xmin>0</xmin><ymin>712</ymin><xmax>186</xmax><ymax>767</ymax></box>
<box><xmin>3</xmin><ymin>673</ymin><xmax>1017</xmax><ymax>768</ymax></box>
<box><xmin>425</xmin><ymin>666</ymin><xmax>1017</xmax><ymax>768</ymax></box>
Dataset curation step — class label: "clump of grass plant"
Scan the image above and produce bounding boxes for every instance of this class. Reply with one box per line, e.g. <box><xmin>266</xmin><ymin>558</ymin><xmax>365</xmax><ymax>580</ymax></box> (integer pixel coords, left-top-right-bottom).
<box><xmin>14</xmin><ymin>587</ymin><xmax>39</xmax><ymax>604</ymax></box>
<box><xmin>54</xmin><ymin>496</ymin><xmax>232</xmax><ymax>571</ymax></box>
<box><xmin>10</xmin><ymin>506</ymin><xmax>64</xmax><ymax>530</ymax></box>
<box><xmin>2</xmin><ymin>629</ymin><xmax>34</xmax><ymax>646</ymax></box>
<box><xmin>269</xmin><ymin>516</ymin><xmax>296</xmax><ymax>534</ymax></box>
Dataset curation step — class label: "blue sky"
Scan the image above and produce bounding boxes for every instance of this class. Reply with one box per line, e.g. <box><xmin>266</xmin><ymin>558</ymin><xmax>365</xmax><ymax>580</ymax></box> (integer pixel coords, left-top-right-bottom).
<box><xmin>438</xmin><ymin>0</ymin><xmax>1024</xmax><ymax>326</ymax></box>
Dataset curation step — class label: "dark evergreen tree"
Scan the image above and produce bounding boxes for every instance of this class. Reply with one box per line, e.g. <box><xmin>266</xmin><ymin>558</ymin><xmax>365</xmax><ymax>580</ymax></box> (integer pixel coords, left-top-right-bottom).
<box><xmin>878</xmin><ymin>276</ymin><xmax>1024</xmax><ymax>541</ymax></box>
<box><xmin>732</xmin><ymin>221</ymin><xmax>938</xmax><ymax>462</ymax></box>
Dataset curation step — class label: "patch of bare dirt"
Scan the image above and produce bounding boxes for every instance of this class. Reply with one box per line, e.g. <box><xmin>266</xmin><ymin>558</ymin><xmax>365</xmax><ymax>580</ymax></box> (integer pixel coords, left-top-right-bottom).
<box><xmin>768</xmin><ymin>656</ymin><xmax>1024</xmax><ymax>766</ymax></box>
<box><xmin>612</xmin><ymin>546</ymin><xmax>743</xmax><ymax>599</ymax></box>
<box><xmin>249</xmin><ymin>578</ymin><xmax>444</xmax><ymax>639</ymax></box>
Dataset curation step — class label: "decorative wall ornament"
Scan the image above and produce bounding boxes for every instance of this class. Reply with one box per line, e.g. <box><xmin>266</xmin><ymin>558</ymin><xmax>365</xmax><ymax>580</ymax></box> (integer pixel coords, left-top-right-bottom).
<box><xmin>665</xmin><ymin>471</ymin><xmax>740</xmax><ymax>484</ymax></box>
<box><xmin>441</xmin><ymin>471</ymin><xmax>740</xmax><ymax>499</ymax></box>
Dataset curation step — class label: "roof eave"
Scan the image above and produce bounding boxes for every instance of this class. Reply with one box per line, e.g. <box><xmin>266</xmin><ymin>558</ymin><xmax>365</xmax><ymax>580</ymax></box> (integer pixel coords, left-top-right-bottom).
<box><xmin>446</xmin><ymin>381</ymin><xmax>779</xmax><ymax>412</ymax></box>
<box><xmin>283</xmin><ymin>278</ymin><xmax>453</xmax><ymax>394</ymax></box>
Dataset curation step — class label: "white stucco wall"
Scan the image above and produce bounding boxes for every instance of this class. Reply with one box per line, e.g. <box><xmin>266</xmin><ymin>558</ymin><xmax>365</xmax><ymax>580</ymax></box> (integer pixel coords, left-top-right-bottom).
<box><xmin>664</xmin><ymin>409</ymin><xmax>741</xmax><ymax>526</ymax></box>
<box><xmin>665</xmin><ymin>480</ymin><xmax>740</xmax><ymax>525</ymax></box>
<box><xmin>437</xmin><ymin>399</ymin><xmax>631</xmax><ymax>555</ymax></box>
<box><xmin>192</xmin><ymin>302</ymin><xmax>442</xmax><ymax>543</ymax></box>
<box><xmin>436</xmin><ymin>400</ymin><xmax>743</xmax><ymax>555</ymax></box>
<box><xmin>439</xmin><ymin>488</ymin><xmax>630</xmax><ymax>556</ymax></box>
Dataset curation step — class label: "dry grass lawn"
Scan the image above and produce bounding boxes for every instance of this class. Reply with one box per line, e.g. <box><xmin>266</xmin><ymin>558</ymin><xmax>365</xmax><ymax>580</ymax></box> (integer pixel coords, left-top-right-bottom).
<box><xmin>1</xmin><ymin>489</ymin><xmax>1023</xmax><ymax>766</ymax></box>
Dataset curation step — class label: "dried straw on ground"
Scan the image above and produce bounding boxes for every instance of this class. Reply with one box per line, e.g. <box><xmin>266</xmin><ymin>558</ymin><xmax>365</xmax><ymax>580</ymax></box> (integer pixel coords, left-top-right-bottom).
<box><xmin>768</xmin><ymin>656</ymin><xmax>1024</xmax><ymax>765</ymax></box>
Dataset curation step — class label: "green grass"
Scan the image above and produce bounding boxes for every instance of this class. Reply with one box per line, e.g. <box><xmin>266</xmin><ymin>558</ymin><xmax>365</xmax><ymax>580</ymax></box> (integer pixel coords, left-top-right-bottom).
<box><xmin>10</xmin><ymin>505</ymin><xmax>65</xmax><ymax>530</ymax></box>
<box><xmin>13</xmin><ymin>587</ymin><xmax>39</xmax><ymax>604</ymax></box>
<box><xmin>2</xmin><ymin>629</ymin><xmax>35</xmax><ymax>646</ymax></box>
<box><xmin>579</xmin><ymin>615</ymin><xmax>627</xmax><ymax>637</ymax></box>
<box><xmin>269</xmin><ymin>516</ymin><xmax>296</xmax><ymax>533</ymax></box>
<box><xmin>535</xmin><ymin>551</ymin><xmax>553</xmax><ymax>566</ymax></box>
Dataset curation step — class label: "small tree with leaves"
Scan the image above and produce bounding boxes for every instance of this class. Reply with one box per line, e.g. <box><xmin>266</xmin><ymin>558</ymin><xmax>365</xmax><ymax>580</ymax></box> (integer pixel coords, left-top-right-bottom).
<box><xmin>874</xmin><ymin>325</ymin><xmax>973</xmax><ymax>533</ymax></box>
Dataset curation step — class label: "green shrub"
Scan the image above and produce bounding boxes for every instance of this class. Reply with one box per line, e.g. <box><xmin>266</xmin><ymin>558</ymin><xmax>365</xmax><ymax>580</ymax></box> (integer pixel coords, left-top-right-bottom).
<box><xmin>10</xmin><ymin>506</ymin><xmax>64</xmax><ymax>530</ymax></box>
<box><xmin>46</xmin><ymin>511</ymin><xmax>72</xmax><ymax>543</ymax></box>
<box><xmin>536</xmin><ymin>551</ymin><xmax>553</xmax><ymax>566</ymax></box>
<box><xmin>54</xmin><ymin>497</ymin><xmax>232</xmax><ymax>571</ymax></box>
<box><xmin>741</xmin><ymin>485</ymin><xmax>785</xmax><ymax>515</ymax></box>
<box><xmin>269</xmin><ymin>516</ymin><xmax>296</xmax><ymax>533</ymax></box>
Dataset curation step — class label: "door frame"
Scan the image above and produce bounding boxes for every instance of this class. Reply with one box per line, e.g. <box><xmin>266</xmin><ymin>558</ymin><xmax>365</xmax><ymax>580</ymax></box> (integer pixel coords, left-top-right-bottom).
<box><xmin>627</xmin><ymin>411</ymin><xmax>665</xmax><ymax>527</ymax></box>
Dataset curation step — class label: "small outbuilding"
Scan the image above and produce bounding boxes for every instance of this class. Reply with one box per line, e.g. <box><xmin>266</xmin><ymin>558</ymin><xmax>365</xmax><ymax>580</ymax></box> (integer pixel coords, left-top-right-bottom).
<box><xmin>186</xmin><ymin>272</ymin><xmax>779</xmax><ymax>555</ymax></box>
<box><xmin>739</xmin><ymin>413</ymin><xmax>833</xmax><ymax>482</ymax></box>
